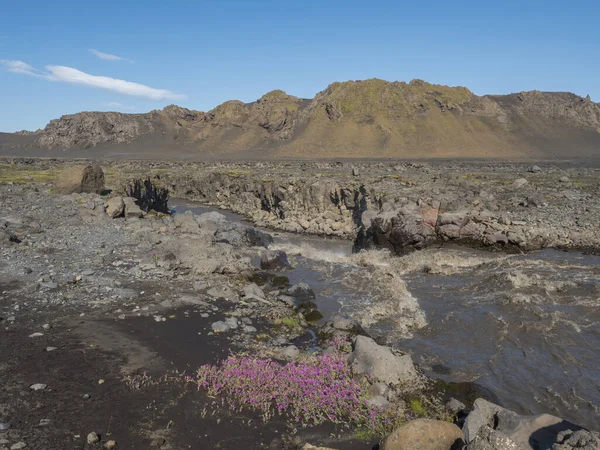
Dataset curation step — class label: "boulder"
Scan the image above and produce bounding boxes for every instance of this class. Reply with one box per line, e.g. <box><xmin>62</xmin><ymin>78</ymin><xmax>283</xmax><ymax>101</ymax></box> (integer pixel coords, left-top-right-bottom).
<box><xmin>350</xmin><ymin>335</ymin><xmax>420</xmax><ymax>388</ymax></box>
<box><xmin>552</xmin><ymin>429</ymin><xmax>600</xmax><ymax>449</ymax></box>
<box><xmin>54</xmin><ymin>165</ymin><xmax>105</xmax><ymax>194</ymax></box>
<box><xmin>465</xmin><ymin>426</ymin><xmax>522</xmax><ymax>450</ymax></box>
<box><xmin>122</xmin><ymin>197</ymin><xmax>144</xmax><ymax>218</ymax></box>
<box><xmin>243</xmin><ymin>283</ymin><xmax>265</xmax><ymax>300</ymax></box>
<box><xmin>463</xmin><ymin>399</ymin><xmax>506</xmax><ymax>443</ymax></box>
<box><xmin>288</xmin><ymin>282</ymin><xmax>316</xmax><ymax>301</ymax></box>
<box><xmin>498</xmin><ymin>412</ymin><xmax>585</xmax><ymax>450</ymax></box>
<box><xmin>125</xmin><ymin>178</ymin><xmax>169</xmax><ymax>213</ymax></box>
<box><xmin>105</xmin><ymin>197</ymin><xmax>125</xmax><ymax>219</ymax></box>
<box><xmin>528</xmin><ymin>165</ymin><xmax>542</xmax><ymax>173</ymax></box>
<box><xmin>354</xmin><ymin>205</ymin><xmax>437</xmax><ymax>255</ymax></box>
<box><xmin>245</xmin><ymin>227</ymin><xmax>274</xmax><ymax>247</ymax></box>
<box><xmin>381</xmin><ymin>419</ymin><xmax>464</xmax><ymax>450</ymax></box>
<box><xmin>260</xmin><ymin>250</ymin><xmax>290</xmax><ymax>270</ymax></box>
<box><xmin>463</xmin><ymin>398</ymin><xmax>589</xmax><ymax>450</ymax></box>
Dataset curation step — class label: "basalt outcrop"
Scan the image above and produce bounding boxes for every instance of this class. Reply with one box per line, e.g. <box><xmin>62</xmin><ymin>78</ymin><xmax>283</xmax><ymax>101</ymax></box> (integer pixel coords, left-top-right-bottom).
<box><xmin>2</xmin><ymin>158</ymin><xmax>599</xmax><ymax>253</ymax></box>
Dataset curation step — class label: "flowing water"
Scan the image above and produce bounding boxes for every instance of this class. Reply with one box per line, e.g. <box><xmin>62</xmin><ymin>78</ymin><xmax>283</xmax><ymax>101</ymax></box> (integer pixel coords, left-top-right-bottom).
<box><xmin>171</xmin><ymin>200</ymin><xmax>600</xmax><ymax>430</ymax></box>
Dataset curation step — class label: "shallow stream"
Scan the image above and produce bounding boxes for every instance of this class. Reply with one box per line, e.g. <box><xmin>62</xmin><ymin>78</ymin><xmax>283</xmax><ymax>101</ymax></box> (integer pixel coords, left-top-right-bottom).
<box><xmin>171</xmin><ymin>199</ymin><xmax>600</xmax><ymax>430</ymax></box>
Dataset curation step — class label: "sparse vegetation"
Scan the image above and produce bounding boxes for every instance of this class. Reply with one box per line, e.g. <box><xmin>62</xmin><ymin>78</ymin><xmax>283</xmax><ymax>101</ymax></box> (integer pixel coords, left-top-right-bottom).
<box><xmin>0</xmin><ymin>163</ymin><xmax>58</xmax><ymax>184</ymax></box>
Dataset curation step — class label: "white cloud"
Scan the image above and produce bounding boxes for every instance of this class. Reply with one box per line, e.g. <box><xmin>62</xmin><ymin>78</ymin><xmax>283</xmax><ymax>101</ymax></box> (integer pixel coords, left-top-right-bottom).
<box><xmin>0</xmin><ymin>59</ymin><xmax>186</xmax><ymax>101</ymax></box>
<box><xmin>46</xmin><ymin>65</ymin><xmax>185</xmax><ymax>100</ymax></box>
<box><xmin>106</xmin><ymin>102</ymin><xmax>136</xmax><ymax>111</ymax></box>
<box><xmin>0</xmin><ymin>59</ymin><xmax>43</xmax><ymax>77</ymax></box>
<box><xmin>89</xmin><ymin>49</ymin><xmax>133</xmax><ymax>63</ymax></box>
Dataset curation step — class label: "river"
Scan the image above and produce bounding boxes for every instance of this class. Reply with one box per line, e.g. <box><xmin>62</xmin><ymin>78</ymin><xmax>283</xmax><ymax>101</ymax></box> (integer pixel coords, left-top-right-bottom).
<box><xmin>171</xmin><ymin>199</ymin><xmax>600</xmax><ymax>430</ymax></box>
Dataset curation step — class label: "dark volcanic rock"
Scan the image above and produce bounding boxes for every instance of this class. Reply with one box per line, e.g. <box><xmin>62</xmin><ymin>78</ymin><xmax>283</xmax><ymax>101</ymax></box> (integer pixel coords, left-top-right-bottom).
<box><xmin>354</xmin><ymin>205</ymin><xmax>534</xmax><ymax>255</ymax></box>
<box><xmin>260</xmin><ymin>250</ymin><xmax>290</xmax><ymax>270</ymax></box>
<box><xmin>125</xmin><ymin>178</ymin><xmax>169</xmax><ymax>214</ymax></box>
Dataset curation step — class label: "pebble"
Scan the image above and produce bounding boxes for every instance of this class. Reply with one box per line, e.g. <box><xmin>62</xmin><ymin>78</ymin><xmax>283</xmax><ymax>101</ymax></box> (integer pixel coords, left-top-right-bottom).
<box><xmin>98</xmin><ymin>379</ymin><xmax>105</xmax><ymax>385</ymax></box>
<box><xmin>104</xmin><ymin>441</ymin><xmax>117</xmax><ymax>449</ymax></box>
<box><xmin>29</xmin><ymin>383</ymin><xmax>47</xmax><ymax>391</ymax></box>
<box><xmin>224</xmin><ymin>317</ymin><xmax>239</xmax><ymax>330</ymax></box>
<box><xmin>87</xmin><ymin>432</ymin><xmax>100</xmax><ymax>444</ymax></box>
<box><xmin>45</xmin><ymin>346</ymin><xmax>57</xmax><ymax>352</ymax></box>
<box><xmin>0</xmin><ymin>423</ymin><xmax>10</xmax><ymax>431</ymax></box>
<box><xmin>28</xmin><ymin>332</ymin><xmax>44</xmax><ymax>338</ymax></box>
<box><xmin>39</xmin><ymin>419</ymin><xmax>51</xmax><ymax>426</ymax></box>
<box><xmin>200</xmin><ymin>313</ymin><xmax>209</xmax><ymax>318</ymax></box>
<box><xmin>280</xmin><ymin>345</ymin><xmax>300</xmax><ymax>359</ymax></box>
<box><xmin>446</xmin><ymin>397</ymin><xmax>466</xmax><ymax>414</ymax></box>
<box><xmin>10</xmin><ymin>443</ymin><xmax>26</xmax><ymax>450</ymax></box>
<box><xmin>274</xmin><ymin>336</ymin><xmax>288</xmax><ymax>345</ymax></box>
<box><xmin>243</xmin><ymin>325</ymin><xmax>257</xmax><ymax>333</ymax></box>
<box><xmin>211</xmin><ymin>321</ymin><xmax>229</xmax><ymax>333</ymax></box>
<box><xmin>42</xmin><ymin>323</ymin><xmax>51</xmax><ymax>330</ymax></box>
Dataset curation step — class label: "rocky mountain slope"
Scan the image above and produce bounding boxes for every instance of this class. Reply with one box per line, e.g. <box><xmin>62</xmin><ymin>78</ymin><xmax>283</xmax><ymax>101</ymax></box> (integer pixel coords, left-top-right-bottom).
<box><xmin>1</xmin><ymin>79</ymin><xmax>599</xmax><ymax>159</ymax></box>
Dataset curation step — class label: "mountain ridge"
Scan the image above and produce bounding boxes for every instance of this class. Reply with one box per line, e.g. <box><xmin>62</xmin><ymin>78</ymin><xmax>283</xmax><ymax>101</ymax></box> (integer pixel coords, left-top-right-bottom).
<box><xmin>2</xmin><ymin>78</ymin><xmax>599</xmax><ymax>159</ymax></box>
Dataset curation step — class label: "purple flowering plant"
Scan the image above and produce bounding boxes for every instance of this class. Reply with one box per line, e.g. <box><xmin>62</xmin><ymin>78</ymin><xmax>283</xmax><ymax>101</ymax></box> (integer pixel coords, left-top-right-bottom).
<box><xmin>190</xmin><ymin>337</ymin><xmax>393</xmax><ymax>434</ymax></box>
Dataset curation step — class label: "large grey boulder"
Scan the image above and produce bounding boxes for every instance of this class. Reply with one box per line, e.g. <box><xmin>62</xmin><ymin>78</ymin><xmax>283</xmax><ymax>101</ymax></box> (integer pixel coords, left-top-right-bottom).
<box><xmin>54</xmin><ymin>165</ymin><xmax>105</xmax><ymax>194</ymax></box>
<box><xmin>463</xmin><ymin>398</ymin><xmax>590</xmax><ymax>450</ymax></box>
<box><xmin>350</xmin><ymin>335</ymin><xmax>420</xmax><ymax>388</ymax></box>
<box><xmin>552</xmin><ymin>429</ymin><xmax>600</xmax><ymax>449</ymax></box>
<box><xmin>463</xmin><ymin>399</ymin><xmax>506</xmax><ymax>443</ymax></box>
<box><xmin>499</xmin><ymin>413</ymin><xmax>587</xmax><ymax>450</ymax></box>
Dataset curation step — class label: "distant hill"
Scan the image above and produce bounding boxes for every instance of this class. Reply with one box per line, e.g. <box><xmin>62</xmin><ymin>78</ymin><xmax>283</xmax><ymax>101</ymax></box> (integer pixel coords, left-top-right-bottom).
<box><xmin>1</xmin><ymin>79</ymin><xmax>599</xmax><ymax>159</ymax></box>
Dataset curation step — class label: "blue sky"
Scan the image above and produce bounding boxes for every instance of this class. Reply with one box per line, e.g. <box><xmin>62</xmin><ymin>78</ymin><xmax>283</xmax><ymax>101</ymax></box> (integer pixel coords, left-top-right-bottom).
<box><xmin>1</xmin><ymin>0</ymin><xmax>598</xmax><ymax>132</ymax></box>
